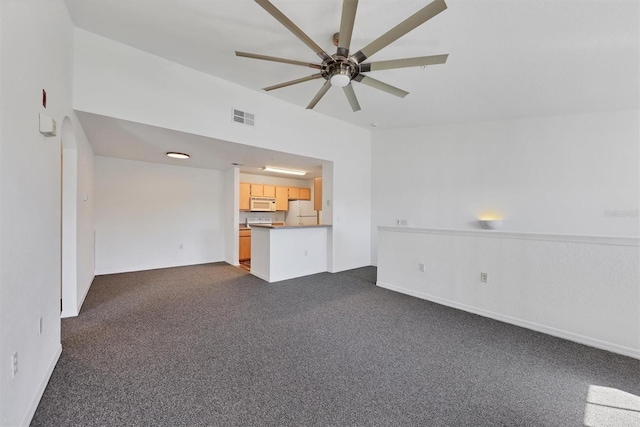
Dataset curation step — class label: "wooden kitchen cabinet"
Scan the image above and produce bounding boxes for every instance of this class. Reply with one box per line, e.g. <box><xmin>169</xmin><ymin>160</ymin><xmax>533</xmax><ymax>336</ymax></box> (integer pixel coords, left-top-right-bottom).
<box><xmin>263</xmin><ymin>185</ymin><xmax>276</xmax><ymax>197</ymax></box>
<box><xmin>288</xmin><ymin>187</ymin><xmax>300</xmax><ymax>199</ymax></box>
<box><xmin>314</xmin><ymin>177</ymin><xmax>322</xmax><ymax>211</ymax></box>
<box><xmin>288</xmin><ymin>186</ymin><xmax>310</xmax><ymax>201</ymax></box>
<box><xmin>240</xmin><ymin>181</ymin><xmax>309</xmax><ymax>209</ymax></box>
<box><xmin>239</xmin><ymin>182</ymin><xmax>251</xmax><ymax>211</ymax></box>
<box><xmin>299</xmin><ymin>188</ymin><xmax>311</xmax><ymax>201</ymax></box>
<box><xmin>250</xmin><ymin>184</ymin><xmax>263</xmax><ymax>197</ymax></box>
<box><xmin>239</xmin><ymin>229</ymin><xmax>251</xmax><ymax>261</ymax></box>
<box><xmin>275</xmin><ymin>186</ymin><xmax>289</xmax><ymax>211</ymax></box>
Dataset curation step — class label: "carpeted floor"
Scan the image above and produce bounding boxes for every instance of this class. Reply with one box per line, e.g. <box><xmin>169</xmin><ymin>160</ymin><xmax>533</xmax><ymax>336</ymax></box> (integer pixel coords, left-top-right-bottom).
<box><xmin>32</xmin><ymin>263</ymin><xmax>640</xmax><ymax>426</ymax></box>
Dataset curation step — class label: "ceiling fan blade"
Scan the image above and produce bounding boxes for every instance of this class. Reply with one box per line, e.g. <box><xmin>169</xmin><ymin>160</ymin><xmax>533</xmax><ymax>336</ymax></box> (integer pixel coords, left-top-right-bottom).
<box><xmin>360</xmin><ymin>54</ymin><xmax>448</xmax><ymax>72</ymax></box>
<box><xmin>351</xmin><ymin>0</ymin><xmax>447</xmax><ymax>64</ymax></box>
<box><xmin>255</xmin><ymin>0</ymin><xmax>332</xmax><ymax>61</ymax></box>
<box><xmin>306</xmin><ymin>80</ymin><xmax>332</xmax><ymax>109</ymax></box>
<box><xmin>353</xmin><ymin>75</ymin><xmax>409</xmax><ymax>98</ymax></box>
<box><xmin>263</xmin><ymin>74</ymin><xmax>323</xmax><ymax>91</ymax></box>
<box><xmin>343</xmin><ymin>84</ymin><xmax>361</xmax><ymax>112</ymax></box>
<box><xmin>337</xmin><ymin>0</ymin><xmax>358</xmax><ymax>57</ymax></box>
<box><xmin>236</xmin><ymin>51</ymin><xmax>323</xmax><ymax>69</ymax></box>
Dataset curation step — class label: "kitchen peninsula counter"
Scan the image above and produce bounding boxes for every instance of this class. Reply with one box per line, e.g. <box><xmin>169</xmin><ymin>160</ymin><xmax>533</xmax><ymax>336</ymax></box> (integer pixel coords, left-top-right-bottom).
<box><xmin>249</xmin><ymin>224</ymin><xmax>331</xmax><ymax>230</ymax></box>
<box><xmin>250</xmin><ymin>224</ymin><xmax>331</xmax><ymax>283</ymax></box>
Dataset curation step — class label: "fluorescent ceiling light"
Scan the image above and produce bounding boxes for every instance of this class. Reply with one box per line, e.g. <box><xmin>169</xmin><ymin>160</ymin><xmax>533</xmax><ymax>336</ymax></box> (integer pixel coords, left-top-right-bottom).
<box><xmin>166</xmin><ymin>152</ymin><xmax>190</xmax><ymax>159</ymax></box>
<box><xmin>263</xmin><ymin>166</ymin><xmax>306</xmax><ymax>176</ymax></box>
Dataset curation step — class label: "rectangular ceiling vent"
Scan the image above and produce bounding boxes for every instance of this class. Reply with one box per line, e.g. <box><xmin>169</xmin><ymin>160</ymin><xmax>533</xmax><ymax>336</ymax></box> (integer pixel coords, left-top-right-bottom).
<box><xmin>233</xmin><ymin>109</ymin><xmax>255</xmax><ymax>126</ymax></box>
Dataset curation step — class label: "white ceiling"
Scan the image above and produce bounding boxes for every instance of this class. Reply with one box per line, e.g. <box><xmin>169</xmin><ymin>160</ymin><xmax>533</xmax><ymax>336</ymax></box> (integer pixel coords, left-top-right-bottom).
<box><xmin>77</xmin><ymin>111</ymin><xmax>325</xmax><ymax>178</ymax></box>
<box><xmin>65</xmin><ymin>0</ymin><xmax>639</xmax><ymax>130</ymax></box>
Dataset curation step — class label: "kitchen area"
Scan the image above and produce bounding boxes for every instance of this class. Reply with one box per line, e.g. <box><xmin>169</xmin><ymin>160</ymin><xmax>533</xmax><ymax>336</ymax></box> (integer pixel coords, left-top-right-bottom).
<box><xmin>238</xmin><ymin>173</ymin><xmax>328</xmax><ymax>280</ymax></box>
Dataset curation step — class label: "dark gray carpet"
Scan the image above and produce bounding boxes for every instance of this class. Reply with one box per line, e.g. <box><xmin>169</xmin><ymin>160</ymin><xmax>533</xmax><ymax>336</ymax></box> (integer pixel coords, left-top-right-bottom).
<box><xmin>32</xmin><ymin>263</ymin><xmax>640</xmax><ymax>426</ymax></box>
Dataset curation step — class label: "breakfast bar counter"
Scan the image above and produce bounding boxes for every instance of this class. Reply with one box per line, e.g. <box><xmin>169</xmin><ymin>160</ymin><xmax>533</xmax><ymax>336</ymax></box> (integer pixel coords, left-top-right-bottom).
<box><xmin>250</xmin><ymin>224</ymin><xmax>331</xmax><ymax>283</ymax></box>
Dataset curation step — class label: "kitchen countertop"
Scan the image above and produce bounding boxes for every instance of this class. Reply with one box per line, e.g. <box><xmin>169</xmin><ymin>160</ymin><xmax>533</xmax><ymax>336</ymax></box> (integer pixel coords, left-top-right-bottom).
<box><xmin>249</xmin><ymin>224</ymin><xmax>331</xmax><ymax>230</ymax></box>
<box><xmin>240</xmin><ymin>222</ymin><xmax>285</xmax><ymax>230</ymax></box>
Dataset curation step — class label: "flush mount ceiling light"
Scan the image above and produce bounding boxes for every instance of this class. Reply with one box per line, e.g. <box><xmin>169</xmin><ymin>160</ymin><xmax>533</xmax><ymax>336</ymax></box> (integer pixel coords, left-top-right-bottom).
<box><xmin>166</xmin><ymin>152</ymin><xmax>190</xmax><ymax>159</ymax></box>
<box><xmin>263</xmin><ymin>166</ymin><xmax>307</xmax><ymax>176</ymax></box>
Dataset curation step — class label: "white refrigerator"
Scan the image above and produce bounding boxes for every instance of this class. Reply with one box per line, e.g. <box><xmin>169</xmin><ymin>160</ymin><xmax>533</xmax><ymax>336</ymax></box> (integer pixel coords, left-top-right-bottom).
<box><xmin>286</xmin><ymin>200</ymin><xmax>318</xmax><ymax>225</ymax></box>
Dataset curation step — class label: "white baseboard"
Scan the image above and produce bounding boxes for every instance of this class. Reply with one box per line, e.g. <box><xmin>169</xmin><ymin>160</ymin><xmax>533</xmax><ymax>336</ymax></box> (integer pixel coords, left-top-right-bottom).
<box><xmin>61</xmin><ymin>275</ymin><xmax>95</xmax><ymax>318</ymax></box>
<box><xmin>377</xmin><ymin>281</ymin><xmax>640</xmax><ymax>360</ymax></box>
<box><xmin>329</xmin><ymin>262</ymin><xmax>372</xmax><ymax>274</ymax></box>
<box><xmin>250</xmin><ymin>271</ymin><xmax>270</xmax><ymax>282</ymax></box>
<box><xmin>76</xmin><ymin>274</ymin><xmax>94</xmax><ymax>314</ymax></box>
<box><xmin>21</xmin><ymin>343</ymin><xmax>62</xmax><ymax>426</ymax></box>
<box><xmin>95</xmin><ymin>259</ymin><xmax>223</xmax><ymax>275</ymax></box>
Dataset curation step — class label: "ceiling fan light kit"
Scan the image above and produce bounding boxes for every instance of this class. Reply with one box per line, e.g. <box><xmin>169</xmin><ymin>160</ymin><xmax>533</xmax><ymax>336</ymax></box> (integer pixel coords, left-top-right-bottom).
<box><xmin>330</xmin><ymin>73</ymin><xmax>350</xmax><ymax>88</ymax></box>
<box><xmin>237</xmin><ymin>0</ymin><xmax>449</xmax><ymax>112</ymax></box>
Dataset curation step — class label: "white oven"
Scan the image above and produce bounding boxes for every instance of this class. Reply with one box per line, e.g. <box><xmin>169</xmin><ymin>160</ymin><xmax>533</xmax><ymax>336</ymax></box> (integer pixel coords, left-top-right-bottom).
<box><xmin>250</xmin><ymin>197</ymin><xmax>276</xmax><ymax>212</ymax></box>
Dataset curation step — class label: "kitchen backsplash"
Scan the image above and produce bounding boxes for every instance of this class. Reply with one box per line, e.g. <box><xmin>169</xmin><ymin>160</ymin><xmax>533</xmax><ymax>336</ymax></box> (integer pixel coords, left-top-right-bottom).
<box><xmin>239</xmin><ymin>211</ymin><xmax>285</xmax><ymax>225</ymax></box>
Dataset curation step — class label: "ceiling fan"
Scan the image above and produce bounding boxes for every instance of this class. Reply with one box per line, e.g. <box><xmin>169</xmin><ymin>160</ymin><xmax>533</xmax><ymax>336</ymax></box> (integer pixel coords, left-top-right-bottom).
<box><xmin>236</xmin><ymin>0</ymin><xmax>448</xmax><ymax>112</ymax></box>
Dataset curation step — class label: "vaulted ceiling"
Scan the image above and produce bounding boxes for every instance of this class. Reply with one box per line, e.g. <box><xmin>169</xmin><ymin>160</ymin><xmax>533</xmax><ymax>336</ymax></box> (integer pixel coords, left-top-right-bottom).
<box><xmin>65</xmin><ymin>0</ymin><xmax>639</xmax><ymax>130</ymax></box>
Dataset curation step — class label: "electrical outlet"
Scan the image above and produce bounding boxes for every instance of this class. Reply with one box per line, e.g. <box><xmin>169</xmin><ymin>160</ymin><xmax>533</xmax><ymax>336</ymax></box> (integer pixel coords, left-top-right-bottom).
<box><xmin>400</xmin><ymin>219</ymin><xmax>408</xmax><ymax>226</ymax></box>
<box><xmin>179</xmin><ymin>244</ymin><xmax>183</xmax><ymax>249</ymax></box>
<box><xmin>304</xmin><ymin>250</ymin><xmax>308</xmax><ymax>256</ymax></box>
<box><xmin>480</xmin><ymin>272</ymin><xmax>488</xmax><ymax>283</ymax></box>
<box><xmin>11</xmin><ymin>353</ymin><xmax>18</xmax><ymax>378</ymax></box>
<box><xmin>39</xmin><ymin>317</ymin><xmax>43</xmax><ymax>336</ymax></box>
<box><xmin>418</xmin><ymin>263</ymin><xmax>425</xmax><ymax>272</ymax></box>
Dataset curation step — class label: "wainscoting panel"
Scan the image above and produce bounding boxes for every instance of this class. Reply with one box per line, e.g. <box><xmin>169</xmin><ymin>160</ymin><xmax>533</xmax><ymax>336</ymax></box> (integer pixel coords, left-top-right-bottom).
<box><xmin>377</xmin><ymin>227</ymin><xmax>640</xmax><ymax>359</ymax></box>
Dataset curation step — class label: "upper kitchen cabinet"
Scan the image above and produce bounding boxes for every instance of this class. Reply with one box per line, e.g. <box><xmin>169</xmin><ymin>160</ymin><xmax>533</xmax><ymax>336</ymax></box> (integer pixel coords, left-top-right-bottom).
<box><xmin>240</xmin><ymin>179</ymin><xmax>312</xmax><ymax>210</ymax></box>
<box><xmin>240</xmin><ymin>182</ymin><xmax>251</xmax><ymax>211</ymax></box>
<box><xmin>275</xmin><ymin>186</ymin><xmax>289</xmax><ymax>211</ymax></box>
<box><xmin>287</xmin><ymin>187</ymin><xmax>310</xmax><ymax>201</ymax></box>
<box><xmin>250</xmin><ymin>184</ymin><xmax>264</xmax><ymax>197</ymax></box>
<box><xmin>263</xmin><ymin>185</ymin><xmax>276</xmax><ymax>197</ymax></box>
<box><xmin>299</xmin><ymin>188</ymin><xmax>311</xmax><ymax>201</ymax></box>
<box><xmin>288</xmin><ymin>187</ymin><xmax>299</xmax><ymax>200</ymax></box>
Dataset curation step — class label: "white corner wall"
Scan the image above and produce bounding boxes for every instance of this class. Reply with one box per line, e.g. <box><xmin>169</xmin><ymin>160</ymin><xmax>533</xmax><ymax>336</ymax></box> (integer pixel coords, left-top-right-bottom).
<box><xmin>371</xmin><ymin>110</ymin><xmax>640</xmax><ymax>359</ymax></box>
<box><xmin>95</xmin><ymin>157</ymin><xmax>226</xmax><ymax>274</ymax></box>
<box><xmin>372</xmin><ymin>110</ymin><xmax>640</xmax><ymax>263</ymax></box>
<box><xmin>0</xmin><ymin>1</ymin><xmax>77</xmax><ymax>425</ymax></box>
<box><xmin>73</xmin><ymin>29</ymin><xmax>372</xmax><ymax>273</ymax></box>
<box><xmin>74</xmin><ymin>113</ymin><xmax>95</xmax><ymax>312</ymax></box>
<box><xmin>224</xmin><ymin>167</ymin><xmax>239</xmax><ymax>265</ymax></box>
<box><xmin>61</xmin><ymin>112</ymin><xmax>95</xmax><ymax>318</ymax></box>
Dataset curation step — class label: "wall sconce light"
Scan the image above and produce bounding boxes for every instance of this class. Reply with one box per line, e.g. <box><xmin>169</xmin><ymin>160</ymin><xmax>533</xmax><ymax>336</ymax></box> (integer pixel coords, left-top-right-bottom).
<box><xmin>479</xmin><ymin>219</ymin><xmax>503</xmax><ymax>230</ymax></box>
<box><xmin>478</xmin><ymin>211</ymin><xmax>503</xmax><ymax>230</ymax></box>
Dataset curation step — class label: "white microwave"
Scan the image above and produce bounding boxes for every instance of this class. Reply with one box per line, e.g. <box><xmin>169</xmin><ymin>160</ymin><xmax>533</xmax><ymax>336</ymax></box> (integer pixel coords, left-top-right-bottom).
<box><xmin>250</xmin><ymin>197</ymin><xmax>276</xmax><ymax>212</ymax></box>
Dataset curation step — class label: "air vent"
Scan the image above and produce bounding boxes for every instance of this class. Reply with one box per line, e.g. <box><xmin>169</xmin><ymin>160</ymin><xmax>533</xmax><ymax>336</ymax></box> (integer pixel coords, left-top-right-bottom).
<box><xmin>233</xmin><ymin>109</ymin><xmax>255</xmax><ymax>126</ymax></box>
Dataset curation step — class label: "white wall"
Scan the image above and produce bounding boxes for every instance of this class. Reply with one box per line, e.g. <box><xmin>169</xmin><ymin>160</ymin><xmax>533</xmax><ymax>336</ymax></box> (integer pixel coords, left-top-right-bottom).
<box><xmin>371</xmin><ymin>110</ymin><xmax>640</xmax><ymax>263</ymax></box>
<box><xmin>371</xmin><ymin>110</ymin><xmax>640</xmax><ymax>360</ymax></box>
<box><xmin>95</xmin><ymin>157</ymin><xmax>226</xmax><ymax>274</ymax></box>
<box><xmin>73</xmin><ymin>29</ymin><xmax>372</xmax><ymax>273</ymax></box>
<box><xmin>377</xmin><ymin>227</ymin><xmax>640</xmax><ymax>359</ymax></box>
<box><xmin>0</xmin><ymin>1</ymin><xmax>79</xmax><ymax>425</ymax></box>
<box><xmin>250</xmin><ymin>226</ymin><xmax>328</xmax><ymax>283</ymax></box>
<box><xmin>224</xmin><ymin>167</ymin><xmax>239</xmax><ymax>265</ymax></box>
<box><xmin>61</xmin><ymin>113</ymin><xmax>95</xmax><ymax>318</ymax></box>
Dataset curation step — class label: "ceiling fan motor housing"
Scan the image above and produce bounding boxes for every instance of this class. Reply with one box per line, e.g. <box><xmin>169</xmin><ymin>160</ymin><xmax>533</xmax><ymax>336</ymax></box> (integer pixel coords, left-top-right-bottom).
<box><xmin>321</xmin><ymin>55</ymin><xmax>358</xmax><ymax>85</ymax></box>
